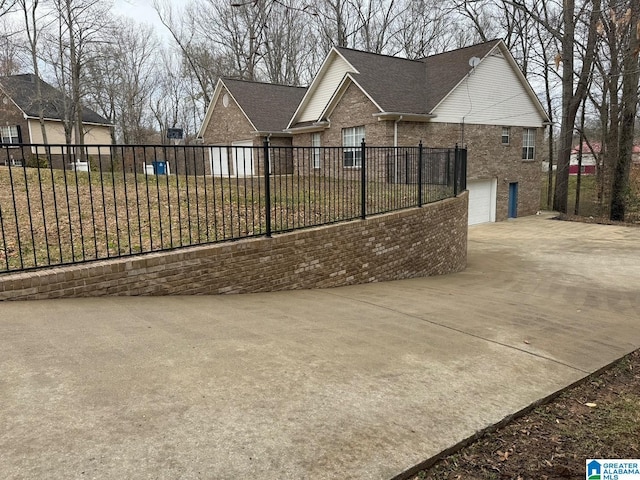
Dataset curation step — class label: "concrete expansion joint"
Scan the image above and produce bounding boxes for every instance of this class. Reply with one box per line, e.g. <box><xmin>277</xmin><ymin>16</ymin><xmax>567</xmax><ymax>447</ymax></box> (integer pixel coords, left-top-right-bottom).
<box><xmin>321</xmin><ymin>290</ymin><xmax>590</xmax><ymax>375</ymax></box>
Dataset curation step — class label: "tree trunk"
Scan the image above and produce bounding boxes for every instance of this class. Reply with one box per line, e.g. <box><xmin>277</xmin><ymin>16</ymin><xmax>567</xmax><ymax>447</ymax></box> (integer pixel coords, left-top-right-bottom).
<box><xmin>610</xmin><ymin>9</ymin><xmax>640</xmax><ymax>221</ymax></box>
<box><xmin>553</xmin><ymin>0</ymin><xmax>601</xmax><ymax>213</ymax></box>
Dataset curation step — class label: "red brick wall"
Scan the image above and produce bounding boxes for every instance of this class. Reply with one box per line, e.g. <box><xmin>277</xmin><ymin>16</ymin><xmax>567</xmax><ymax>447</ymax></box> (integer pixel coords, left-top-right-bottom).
<box><xmin>422</xmin><ymin>123</ymin><xmax>542</xmax><ymax>220</ymax></box>
<box><xmin>0</xmin><ymin>193</ymin><xmax>468</xmax><ymax>300</ymax></box>
<box><xmin>0</xmin><ymin>97</ymin><xmax>30</xmax><ymax>166</ymax></box>
<box><xmin>290</xmin><ymin>82</ymin><xmax>542</xmax><ymax>219</ymax></box>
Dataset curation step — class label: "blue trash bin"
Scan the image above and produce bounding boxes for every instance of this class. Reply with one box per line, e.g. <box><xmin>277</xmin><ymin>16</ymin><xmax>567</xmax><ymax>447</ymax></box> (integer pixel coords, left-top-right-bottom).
<box><xmin>152</xmin><ymin>161</ymin><xmax>167</xmax><ymax>175</ymax></box>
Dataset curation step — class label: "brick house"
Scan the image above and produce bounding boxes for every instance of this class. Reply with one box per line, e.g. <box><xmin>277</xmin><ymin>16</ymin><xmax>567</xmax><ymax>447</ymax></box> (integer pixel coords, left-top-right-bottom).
<box><xmin>0</xmin><ymin>74</ymin><xmax>112</xmax><ymax>167</ymax></box>
<box><xmin>199</xmin><ymin>40</ymin><xmax>550</xmax><ymax>224</ymax></box>
<box><xmin>198</xmin><ymin>78</ymin><xmax>306</xmax><ymax>176</ymax></box>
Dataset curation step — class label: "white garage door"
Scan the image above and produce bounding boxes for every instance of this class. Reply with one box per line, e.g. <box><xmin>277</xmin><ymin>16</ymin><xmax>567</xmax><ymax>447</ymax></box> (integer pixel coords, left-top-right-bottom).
<box><xmin>232</xmin><ymin>140</ymin><xmax>254</xmax><ymax>176</ymax></box>
<box><xmin>210</xmin><ymin>146</ymin><xmax>229</xmax><ymax>176</ymax></box>
<box><xmin>467</xmin><ymin>179</ymin><xmax>497</xmax><ymax>225</ymax></box>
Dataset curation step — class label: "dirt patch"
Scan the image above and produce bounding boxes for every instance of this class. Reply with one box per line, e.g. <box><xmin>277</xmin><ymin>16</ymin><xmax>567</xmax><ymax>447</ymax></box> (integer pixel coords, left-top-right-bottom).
<box><xmin>412</xmin><ymin>349</ymin><xmax>640</xmax><ymax>480</ymax></box>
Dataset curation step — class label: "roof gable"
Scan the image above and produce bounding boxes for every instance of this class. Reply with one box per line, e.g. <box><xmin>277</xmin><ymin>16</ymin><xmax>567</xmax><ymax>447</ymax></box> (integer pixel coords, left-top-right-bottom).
<box><xmin>422</xmin><ymin>40</ymin><xmax>501</xmax><ymax>112</ymax></box>
<box><xmin>223</xmin><ymin>79</ymin><xmax>306</xmax><ymax>132</ymax></box>
<box><xmin>292</xmin><ymin>39</ymin><xmax>548</xmax><ymax>126</ymax></box>
<box><xmin>319</xmin><ymin>73</ymin><xmax>383</xmax><ymax>121</ymax></box>
<box><xmin>199</xmin><ymin>78</ymin><xmax>306</xmax><ymax>136</ymax></box>
<box><xmin>288</xmin><ymin>50</ymin><xmax>356</xmax><ymax>127</ymax></box>
<box><xmin>334</xmin><ymin>47</ymin><xmax>427</xmax><ymax>114</ymax></box>
<box><xmin>430</xmin><ymin>41</ymin><xmax>549</xmax><ymax>126</ymax></box>
<box><xmin>0</xmin><ymin>74</ymin><xmax>111</xmax><ymax>125</ymax></box>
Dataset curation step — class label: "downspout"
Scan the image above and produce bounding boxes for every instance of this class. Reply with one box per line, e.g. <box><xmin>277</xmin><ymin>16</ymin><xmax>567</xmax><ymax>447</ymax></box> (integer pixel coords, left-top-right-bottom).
<box><xmin>394</xmin><ymin>115</ymin><xmax>403</xmax><ymax>184</ymax></box>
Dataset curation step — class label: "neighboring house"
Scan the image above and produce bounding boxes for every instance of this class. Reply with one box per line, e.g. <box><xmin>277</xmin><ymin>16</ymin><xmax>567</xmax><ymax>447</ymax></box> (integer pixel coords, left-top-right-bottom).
<box><xmin>569</xmin><ymin>142</ymin><xmax>640</xmax><ymax>175</ymax></box>
<box><xmin>570</xmin><ymin>143</ymin><xmax>598</xmax><ymax>175</ymax></box>
<box><xmin>199</xmin><ymin>40</ymin><xmax>550</xmax><ymax>224</ymax></box>
<box><xmin>0</xmin><ymin>74</ymin><xmax>112</xmax><ymax>166</ymax></box>
<box><xmin>199</xmin><ymin>78</ymin><xmax>306</xmax><ymax>176</ymax></box>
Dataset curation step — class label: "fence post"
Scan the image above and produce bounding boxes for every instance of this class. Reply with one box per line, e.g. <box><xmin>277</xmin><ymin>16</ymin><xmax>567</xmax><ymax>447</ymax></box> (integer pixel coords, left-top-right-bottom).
<box><xmin>461</xmin><ymin>147</ymin><xmax>467</xmax><ymax>192</ymax></box>
<box><xmin>454</xmin><ymin>143</ymin><xmax>460</xmax><ymax>196</ymax></box>
<box><xmin>263</xmin><ymin>138</ymin><xmax>272</xmax><ymax>237</ymax></box>
<box><xmin>418</xmin><ymin>141</ymin><xmax>423</xmax><ymax>207</ymax></box>
<box><xmin>360</xmin><ymin>139</ymin><xmax>366</xmax><ymax>220</ymax></box>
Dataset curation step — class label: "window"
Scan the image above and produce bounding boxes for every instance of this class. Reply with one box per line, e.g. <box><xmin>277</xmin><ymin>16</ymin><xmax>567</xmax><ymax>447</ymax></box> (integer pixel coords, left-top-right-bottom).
<box><xmin>522</xmin><ymin>128</ymin><xmax>535</xmax><ymax>160</ymax></box>
<box><xmin>1</xmin><ymin>125</ymin><xmax>21</xmax><ymax>144</ymax></box>
<box><xmin>342</xmin><ymin>126</ymin><xmax>365</xmax><ymax>167</ymax></box>
<box><xmin>501</xmin><ymin>127</ymin><xmax>510</xmax><ymax>145</ymax></box>
<box><xmin>312</xmin><ymin>132</ymin><xmax>321</xmax><ymax>169</ymax></box>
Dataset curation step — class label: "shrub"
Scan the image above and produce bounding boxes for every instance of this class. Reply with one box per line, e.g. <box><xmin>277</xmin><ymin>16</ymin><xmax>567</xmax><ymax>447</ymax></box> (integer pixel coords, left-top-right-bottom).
<box><xmin>26</xmin><ymin>155</ymin><xmax>48</xmax><ymax>169</ymax></box>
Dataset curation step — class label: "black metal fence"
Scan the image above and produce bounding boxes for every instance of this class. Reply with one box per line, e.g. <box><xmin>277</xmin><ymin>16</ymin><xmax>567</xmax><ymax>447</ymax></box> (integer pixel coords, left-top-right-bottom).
<box><xmin>0</xmin><ymin>140</ymin><xmax>466</xmax><ymax>273</ymax></box>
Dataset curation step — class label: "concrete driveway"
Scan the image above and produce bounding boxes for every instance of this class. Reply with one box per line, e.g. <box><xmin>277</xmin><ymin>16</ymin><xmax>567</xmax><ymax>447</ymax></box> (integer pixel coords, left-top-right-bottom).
<box><xmin>1</xmin><ymin>214</ymin><xmax>639</xmax><ymax>480</ymax></box>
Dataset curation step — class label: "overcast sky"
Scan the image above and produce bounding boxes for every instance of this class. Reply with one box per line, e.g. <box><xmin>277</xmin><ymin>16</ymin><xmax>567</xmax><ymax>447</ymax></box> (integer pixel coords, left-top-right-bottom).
<box><xmin>111</xmin><ymin>0</ymin><xmax>168</xmax><ymax>38</ymax></box>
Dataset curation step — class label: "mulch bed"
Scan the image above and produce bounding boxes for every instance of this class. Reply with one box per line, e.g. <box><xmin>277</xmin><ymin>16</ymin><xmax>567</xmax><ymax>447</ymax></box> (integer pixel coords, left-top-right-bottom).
<box><xmin>412</xmin><ymin>349</ymin><xmax>640</xmax><ymax>480</ymax></box>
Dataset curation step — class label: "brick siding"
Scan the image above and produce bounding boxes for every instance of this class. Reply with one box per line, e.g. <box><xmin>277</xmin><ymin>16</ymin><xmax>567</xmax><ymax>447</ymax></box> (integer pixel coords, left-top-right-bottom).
<box><xmin>0</xmin><ymin>192</ymin><xmax>468</xmax><ymax>300</ymax></box>
<box><xmin>0</xmin><ymin>97</ymin><xmax>30</xmax><ymax>166</ymax></box>
<box><xmin>290</xmin><ymin>82</ymin><xmax>541</xmax><ymax>221</ymax></box>
<box><xmin>421</xmin><ymin>123</ymin><xmax>542</xmax><ymax>220</ymax></box>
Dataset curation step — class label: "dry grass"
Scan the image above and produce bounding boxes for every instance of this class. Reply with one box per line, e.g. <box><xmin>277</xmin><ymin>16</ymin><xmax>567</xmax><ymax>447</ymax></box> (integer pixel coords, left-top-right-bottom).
<box><xmin>0</xmin><ymin>166</ymin><xmax>451</xmax><ymax>272</ymax></box>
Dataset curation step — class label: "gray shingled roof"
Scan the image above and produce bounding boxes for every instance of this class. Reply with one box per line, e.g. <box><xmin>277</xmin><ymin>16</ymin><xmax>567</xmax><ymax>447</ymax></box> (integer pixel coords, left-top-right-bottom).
<box><xmin>0</xmin><ymin>74</ymin><xmax>111</xmax><ymax>125</ymax></box>
<box><xmin>223</xmin><ymin>78</ymin><xmax>307</xmax><ymax>131</ymax></box>
<box><xmin>335</xmin><ymin>48</ymin><xmax>427</xmax><ymax>114</ymax></box>
<box><xmin>334</xmin><ymin>39</ymin><xmax>501</xmax><ymax>115</ymax></box>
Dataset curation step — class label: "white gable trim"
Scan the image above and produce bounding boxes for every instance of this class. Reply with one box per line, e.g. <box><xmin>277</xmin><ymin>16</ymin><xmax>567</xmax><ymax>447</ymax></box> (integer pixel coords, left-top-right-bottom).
<box><xmin>430</xmin><ymin>40</ymin><xmax>549</xmax><ymax>123</ymax></box>
<box><xmin>287</xmin><ymin>48</ymin><xmax>358</xmax><ymax>129</ymax></box>
<box><xmin>197</xmin><ymin>79</ymin><xmax>257</xmax><ymax>138</ymax></box>
<box><xmin>319</xmin><ymin>73</ymin><xmax>384</xmax><ymax>121</ymax></box>
<box><xmin>198</xmin><ymin>80</ymin><xmax>224</xmax><ymax>138</ymax></box>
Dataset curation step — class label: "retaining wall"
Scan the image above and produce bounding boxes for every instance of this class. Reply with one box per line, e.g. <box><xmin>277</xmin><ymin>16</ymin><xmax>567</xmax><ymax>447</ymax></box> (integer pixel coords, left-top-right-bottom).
<box><xmin>0</xmin><ymin>193</ymin><xmax>468</xmax><ymax>301</ymax></box>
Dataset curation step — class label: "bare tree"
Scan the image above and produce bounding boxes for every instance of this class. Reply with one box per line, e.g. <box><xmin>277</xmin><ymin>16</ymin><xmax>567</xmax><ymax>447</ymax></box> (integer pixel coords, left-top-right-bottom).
<box><xmin>261</xmin><ymin>0</ymin><xmax>314</xmax><ymax>84</ymax></box>
<box><xmin>85</xmin><ymin>19</ymin><xmax>158</xmax><ymax>143</ymax></box>
<box><xmin>48</xmin><ymin>0</ymin><xmax>112</xmax><ymax>147</ymax></box>
<box><xmin>0</xmin><ymin>19</ymin><xmax>23</xmax><ymax>75</ymax></box>
<box><xmin>609</xmin><ymin>3</ymin><xmax>640</xmax><ymax>220</ymax></box>
<box><xmin>16</xmin><ymin>0</ymin><xmax>50</xmax><ymax>142</ymax></box>
<box><xmin>313</xmin><ymin>0</ymin><xmax>360</xmax><ymax>49</ymax></box>
<box><xmin>508</xmin><ymin>0</ymin><xmax>601</xmax><ymax>214</ymax></box>
<box><xmin>149</xmin><ymin>49</ymin><xmax>192</xmax><ymax>144</ymax></box>
<box><xmin>391</xmin><ymin>0</ymin><xmax>454</xmax><ymax>58</ymax></box>
<box><xmin>0</xmin><ymin>0</ymin><xmax>17</xmax><ymax>15</ymax></box>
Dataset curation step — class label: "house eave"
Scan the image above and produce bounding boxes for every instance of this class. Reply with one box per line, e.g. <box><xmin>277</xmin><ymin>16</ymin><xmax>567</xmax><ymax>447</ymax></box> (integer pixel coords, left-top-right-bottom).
<box><xmin>284</xmin><ymin>121</ymin><xmax>330</xmax><ymax>134</ymax></box>
<box><xmin>24</xmin><ymin>115</ymin><xmax>115</xmax><ymax>128</ymax></box>
<box><xmin>373</xmin><ymin>112</ymin><xmax>436</xmax><ymax>122</ymax></box>
<box><xmin>25</xmin><ymin>115</ymin><xmax>113</xmax><ymax>127</ymax></box>
<box><xmin>254</xmin><ymin>131</ymin><xmax>293</xmax><ymax>137</ymax></box>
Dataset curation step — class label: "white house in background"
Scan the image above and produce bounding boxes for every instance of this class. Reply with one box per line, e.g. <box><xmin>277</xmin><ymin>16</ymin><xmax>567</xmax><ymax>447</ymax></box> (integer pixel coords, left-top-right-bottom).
<box><xmin>569</xmin><ymin>142</ymin><xmax>640</xmax><ymax>175</ymax></box>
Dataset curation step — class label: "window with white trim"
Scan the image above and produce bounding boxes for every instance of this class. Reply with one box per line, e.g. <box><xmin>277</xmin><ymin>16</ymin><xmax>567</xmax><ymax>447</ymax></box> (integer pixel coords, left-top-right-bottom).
<box><xmin>522</xmin><ymin>128</ymin><xmax>535</xmax><ymax>160</ymax></box>
<box><xmin>501</xmin><ymin>127</ymin><xmax>510</xmax><ymax>145</ymax></box>
<box><xmin>312</xmin><ymin>132</ymin><xmax>321</xmax><ymax>169</ymax></box>
<box><xmin>1</xmin><ymin>125</ymin><xmax>20</xmax><ymax>144</ymax></box>
<box><xmin>342</xmin><ymin>126</ymin><xmax>365</xmax><ymax>168</ymax></box>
